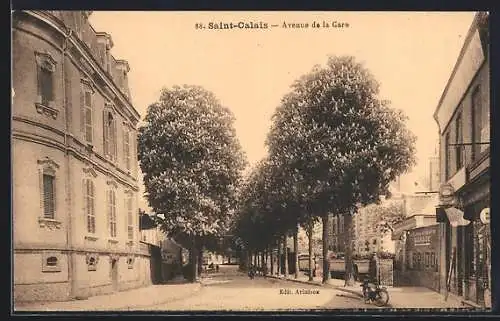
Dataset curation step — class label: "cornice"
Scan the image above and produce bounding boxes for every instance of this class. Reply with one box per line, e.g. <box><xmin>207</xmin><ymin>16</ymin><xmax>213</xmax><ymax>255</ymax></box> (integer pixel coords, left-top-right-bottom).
<box><xmin>12</xmin><ymin>131</ymin><xmax>139</xmax><ymax>192</ymax></box>
<box><xmin>23</xmin><ymin>10</ymin><xmax>141</xmax><ymax>123</ymax></box>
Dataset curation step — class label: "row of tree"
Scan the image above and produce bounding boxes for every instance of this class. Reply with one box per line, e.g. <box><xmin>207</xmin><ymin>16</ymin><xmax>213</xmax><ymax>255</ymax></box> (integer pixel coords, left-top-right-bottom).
<box><xmin>137</xmin><ymin>55</ymin><xmax>416</xmax><ymax>284</ymax></box>
<box><xmin>232</xmin><ymin>56</ymin><xmax>416</xmax><ymax>285</ymax></box>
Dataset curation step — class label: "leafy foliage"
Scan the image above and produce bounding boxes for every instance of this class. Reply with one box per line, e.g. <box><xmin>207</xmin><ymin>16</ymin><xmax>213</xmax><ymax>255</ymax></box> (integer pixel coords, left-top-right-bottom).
<box><xmin>358</xmin><ymin>200</ymin><xmax>406</xmax><ymax>234</ymax></box>
<box><xmin>264</xmin><ymin>55</ymin><xmax>416</xmax><ymax>284</ymax></box>
<box><xmin>138</xmin><ymin>85</ymin><xmax>247</xmax><ymax>240</ymax></box>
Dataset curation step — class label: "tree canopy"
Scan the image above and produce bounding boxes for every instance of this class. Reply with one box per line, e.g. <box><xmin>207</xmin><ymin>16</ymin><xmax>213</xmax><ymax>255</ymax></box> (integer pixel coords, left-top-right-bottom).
<box><xmin>267</xmin><ymin>55</ymin><xmax>417</xmax><ymax>216</ymax></box>
<box><xmin>138</xmin><ymin>85</ymin><xmax>247</xmax><ymax>241</ymax></box>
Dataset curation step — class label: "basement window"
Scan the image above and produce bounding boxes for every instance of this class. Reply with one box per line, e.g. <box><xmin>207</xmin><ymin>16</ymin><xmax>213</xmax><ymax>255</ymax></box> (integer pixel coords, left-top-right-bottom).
<box><xmin>42</xmin><ymin>252</ymin><xmax>61</xmax><ymax>272</ymax></box>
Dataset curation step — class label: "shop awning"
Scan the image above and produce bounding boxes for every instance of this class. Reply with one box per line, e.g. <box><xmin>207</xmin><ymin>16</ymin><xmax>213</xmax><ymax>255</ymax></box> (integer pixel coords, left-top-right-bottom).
<box><xmin>436</xmin><ymin>206</ymin><xmax>471</xmax><ymax>227</ymax></box>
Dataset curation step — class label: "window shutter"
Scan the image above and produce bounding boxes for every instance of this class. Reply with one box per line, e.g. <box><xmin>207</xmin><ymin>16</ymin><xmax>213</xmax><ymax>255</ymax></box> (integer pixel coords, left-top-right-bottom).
<box><xmin>80</xmin><ymin>89</ymin><xmax>86</xmax><ymax>134</ymax></box>
<box><xmin>103</xmin><ymin>110</ymin><xmax>109</xmax><ymax>156</ymax></box>
<box><xmin>83</xmin><ymin>179</ymin><xmax>87</xmax><ymax>231</ymax></box>
<box><xmin>43</xmin><ymin>174</ymin><xmax>55</xmax><ymax>219</ymax></box>
<box><xmin>89</xmin><ymin>180</ymin><xmax>95</xmax><ymax>233</ymax></box>
<box><xmin>106</xmin><ymin>190</ymin><xmax>110</xmax><ymax>235</ymax></box>
<box><xmin>84</xmin><ymin>91</ymin><xmax>93</xmax><ymax>143</ymax></box>
<box><xmin>112</xmin><ymin>118</ymin><xmax>117</xmax><ymax>160</ymax></box>
<box><xmin>123</xmin><ymin>126</ymin><xmax>127</xmax><ymax>167</ymax></box>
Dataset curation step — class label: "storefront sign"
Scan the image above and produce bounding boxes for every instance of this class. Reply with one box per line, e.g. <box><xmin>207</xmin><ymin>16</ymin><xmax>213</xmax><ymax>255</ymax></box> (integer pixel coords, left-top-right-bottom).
<box><xmin>413</xmin><ymin>228</ymin><xmax>436</xmax><ymax>246</ymax></box>
<box><xmin>444</xmin><ymin>207</ymin><xmax>471</xmax><ymax>227</ymax></box>
<box><xmin>480</xmin><ymin>207</ymin><xmax>490</xmax><ymax>224</ymax></box>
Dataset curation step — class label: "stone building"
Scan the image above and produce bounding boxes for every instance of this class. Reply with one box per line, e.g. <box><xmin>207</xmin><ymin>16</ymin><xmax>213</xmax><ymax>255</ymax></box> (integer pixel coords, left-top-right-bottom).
<box><xmin>12</xmin><ymin>11</ymin><xmax>147</xmax><ymax>301</ymax></box>
<box><xmin>433</xmin><ymin>12</ymin><xmax>490</xmax><ymax>308</ymax></box>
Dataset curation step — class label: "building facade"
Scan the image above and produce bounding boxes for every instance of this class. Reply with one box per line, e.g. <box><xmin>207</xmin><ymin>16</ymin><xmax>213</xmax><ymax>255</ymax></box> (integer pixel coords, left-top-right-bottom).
<box><xmin>433</xmin><ymin>12</ymin><xmax>490</xmax><ymax>308</ymax></box>
<box><xmin>12</xmin><ymin>11</ymin><xmax>147</xmax><ymax>301</ymax></box>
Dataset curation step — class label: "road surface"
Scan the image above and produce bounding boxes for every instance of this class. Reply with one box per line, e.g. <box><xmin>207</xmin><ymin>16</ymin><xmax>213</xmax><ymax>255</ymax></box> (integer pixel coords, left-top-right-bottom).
<box><xmin>139</xmin><ymin>265</ymin><xmax>371</xmax><ymax>311</ymax></box>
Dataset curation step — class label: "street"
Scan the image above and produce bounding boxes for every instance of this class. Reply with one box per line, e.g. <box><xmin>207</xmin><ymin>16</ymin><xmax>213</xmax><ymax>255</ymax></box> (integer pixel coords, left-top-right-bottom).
<box><xmin>16</xmin><ymin>264</ymin><xmax>470</xmax><ymax>312</ymax></box>
<box><xmin>142</xmin><ymin>268</ymin><xmax>370</xmax><ymax>311</ymax></box>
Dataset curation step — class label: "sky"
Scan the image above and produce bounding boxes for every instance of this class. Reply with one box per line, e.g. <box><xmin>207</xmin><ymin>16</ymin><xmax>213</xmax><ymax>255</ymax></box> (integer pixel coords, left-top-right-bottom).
<box><xmin>88</xmin><ymin>11</ymin><xmax>475</xmax><ymax>209</ymax></box>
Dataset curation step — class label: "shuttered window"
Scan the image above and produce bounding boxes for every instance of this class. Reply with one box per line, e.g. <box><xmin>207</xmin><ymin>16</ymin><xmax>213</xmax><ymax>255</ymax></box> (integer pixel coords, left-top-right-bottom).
<box><xmin>38</xmin><ymin>67</ymin><xmax>53</xmax><ymax>106</ymax></box>
<box><xmin>43</xmin><ymin>174</ymin><xmax>55</xmax><ymax>219</ymax></box>
<box><xmin>84</xmin><ymin>179</ymin><xmax>96</xmax><ymax>234</ymax></box>
<box><xmin>107</xmin><ymin>190</ymin><xmax>117</xmax><ymax>237</ymax></box>
<box><xmin>123</xmin><ymin>127</ymin><xmax>130</xmax><ymax>170</ymax></box>
<box><xmin>103</xmin><ymin>110</ymin><xmax>117</xmax><ymax>161</ymax></box>
<box><xmin>127</xmin><ymin>195</ymin><xmax>133</xmax><ymax>240</ymax></box>
<box><xmin>84</xmin><ymin>91</ymin><xmax>93</xmax><ymax>143</ymax></box>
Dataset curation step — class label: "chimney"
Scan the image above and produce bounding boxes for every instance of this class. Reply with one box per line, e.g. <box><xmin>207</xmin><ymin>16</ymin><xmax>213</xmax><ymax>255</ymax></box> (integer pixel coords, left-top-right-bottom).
<box><xmin>115</xmin><ymin>60</ymin><xmax>131</xmax><ymax>100</ymax></box>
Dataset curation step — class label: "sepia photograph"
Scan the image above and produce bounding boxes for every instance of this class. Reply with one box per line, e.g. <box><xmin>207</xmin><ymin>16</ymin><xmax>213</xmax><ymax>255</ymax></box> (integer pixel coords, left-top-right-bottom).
<box><xmin>11</xmin><ymin>10</ymin><xmax>491</xmax><ymax>313</ymax></box>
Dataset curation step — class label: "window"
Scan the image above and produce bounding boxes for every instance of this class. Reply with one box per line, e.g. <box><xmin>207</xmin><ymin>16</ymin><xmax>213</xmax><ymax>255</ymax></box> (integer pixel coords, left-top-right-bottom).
<box><xmin>86</xmin><ymin>253</ymin><xmax>99</xmax><ymax>271</ymax></box>
<box><xmin>42</xmin><ymin>252</ymin><xmax>61</xmax><ymax>272</ymax></box>
<box><xmin>39</xmin><ymin>67</ymin><xmax>54</xmax><ymax>106</ymax></box>
<box><xmin>455</xmin><ymin>112</ymin><xmax>463</xmax><ymax>170</ymax></box>
<box><xmin>43</xmin><ymin>173</ymin><xmax>55</xmax><ymax>219</ymax></box>
<box><xmin>35</xmin><ymin>51</ymin><xmax>57</xmax><ymax>109</ymax></box>
<box><xmin>471</xmin><ymin>86</ymin><xmax>489</xmax><ymax>159</ymax></box>
<box><xmin>81</xmin><ymin>82</ymin><xmax>94</xmax><ymax>143</ymax></box>
<box><xmin>46</xmin><ymin>256</ymin><xmax>58</xmax><ymax>266</ymax></box>
<box><xmin>103</xmin><ymin>109</ymin><xmax>117</xmax><ymax>160</ymax></box>
<box><xmin>127</xmin><ymin>256</ymin><xmax>134</xmax><ymax>269</ymax></box>
<box><xmin>127</xmin><ymin>194</ymin><xmax>133</xmax><ymax>240</ymax></box>
<box><xmin>107</xmin><ymin>190</ymin><xmax>117</xmax><ymax>237</ymax></box>
<box><xmin>123</xmin><ymin>126</ymin><xmax>131</xmax><ymax>171</ymax></box>
<box><xmin>445</xmin><ymin>132</ymin><xmax>451</xmax><ymax>179</ymax></box>
<box><xmin>84</xmin><ymin>179</ymin><xmax>96</xmax><ymax>234</ymax></box>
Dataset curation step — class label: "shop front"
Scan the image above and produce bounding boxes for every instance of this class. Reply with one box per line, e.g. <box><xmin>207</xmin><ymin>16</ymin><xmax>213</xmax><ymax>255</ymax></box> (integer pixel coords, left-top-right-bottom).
<box><xmin>436</xmin><ymin>165</ymin><xmax>490</xmax><ymax>308</ymax></box>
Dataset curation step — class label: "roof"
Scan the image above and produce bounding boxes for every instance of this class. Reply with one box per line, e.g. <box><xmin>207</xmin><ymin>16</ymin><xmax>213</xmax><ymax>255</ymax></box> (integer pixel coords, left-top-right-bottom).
<box><xmin>433</xmin><ymin>12</ymin><xmax>489</xmax><ymax>127</ymax></box>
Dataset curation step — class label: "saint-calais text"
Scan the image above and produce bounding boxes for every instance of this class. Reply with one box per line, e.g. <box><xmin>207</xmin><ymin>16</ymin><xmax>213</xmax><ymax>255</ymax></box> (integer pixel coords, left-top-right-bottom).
<box><xmin>203</xmin><ymin>22</ymin><xmax>269</xmax><ymax>30</ymax></box>
<box><xmin>195</xmin><ymin>20</ymin><xmax>349</xmax><ymax>30</ymax></box>
<box><xmin>279</xmin><ymin>288</ymin><xmax>320</xmax><ymax>295</ymax></box>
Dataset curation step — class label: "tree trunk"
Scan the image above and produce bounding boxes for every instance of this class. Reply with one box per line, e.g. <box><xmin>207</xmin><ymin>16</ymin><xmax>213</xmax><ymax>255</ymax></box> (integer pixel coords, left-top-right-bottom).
<box><xmin>307</xmin><ymin>222</ymin><xmax>314</xmax><ymax>281</ymax></box>
<box><xmin>283</xmin><ymin>234</ymin><xmax>289</xmax><ymax>277</ymax></box>
<box><xmin>277</xmin><ymin>239</ymin><xmax>282</xmax><ymax>275</ymax></box>
<box><xmin>344</xmin><ymin>213</ymin><xmax>355</xmax><ymax>286</ymax></box>
<box><xmin>322</xmin><ymin>215</ymin><xmax>331</xmax><ymax>283</ymax></box>
<box><xmin>189</xmin><ymin>237</ymin><xmax>199</xmax><ymax>282</ymax></box>
<box><xmin>270</xmin><ymin>245</ymin><xmax>274</xmax><ymax>275</ymax></box>
<box><xmin>197</xmin><ymin>247</ymin><xmax>203</xmax><ymax>276</ymax></box>
<box><xmin>261</xmin><ymin>252</ymin><xmax>265</xmax><ymax>270</ymax></box>
<box><xmin>294</xmin><ymin>225</ymin><xmax>299</xmax><ymax>279</ymax></box>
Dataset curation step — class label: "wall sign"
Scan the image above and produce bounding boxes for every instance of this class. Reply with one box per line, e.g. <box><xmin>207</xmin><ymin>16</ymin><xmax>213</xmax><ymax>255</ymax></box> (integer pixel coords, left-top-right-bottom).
<box><xmin>480</xmin><ymin>207</ymin><xmax>490</xmax><ymax>224</ymax></box>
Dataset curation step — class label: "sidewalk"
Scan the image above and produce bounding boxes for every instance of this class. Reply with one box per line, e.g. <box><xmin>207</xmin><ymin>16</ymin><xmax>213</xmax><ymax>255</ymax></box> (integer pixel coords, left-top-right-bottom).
<box><xmin>15</xmin><ymin>280</ymin><xmax>203</xmax><ymax>312</ymax></box>
<box><xmin>265</xmin><ymin>274</ymin><xmax>472</xmax><ymax>309</ymax></box>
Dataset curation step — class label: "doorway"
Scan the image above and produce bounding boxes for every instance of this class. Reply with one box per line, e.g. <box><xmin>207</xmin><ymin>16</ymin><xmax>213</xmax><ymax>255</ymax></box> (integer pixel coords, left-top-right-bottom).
<box><xmin>111</xmin><ymin>258</ymin><xmax>119</xmax><ymax>291</ymax></box>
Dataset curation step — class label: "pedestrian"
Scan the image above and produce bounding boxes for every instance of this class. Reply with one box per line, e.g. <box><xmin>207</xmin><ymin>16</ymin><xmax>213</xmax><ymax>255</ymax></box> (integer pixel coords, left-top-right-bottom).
<box><xmin>215</xmin><ymin>264</ymin><xmax>219</xmax><ymax>272</ymax></box>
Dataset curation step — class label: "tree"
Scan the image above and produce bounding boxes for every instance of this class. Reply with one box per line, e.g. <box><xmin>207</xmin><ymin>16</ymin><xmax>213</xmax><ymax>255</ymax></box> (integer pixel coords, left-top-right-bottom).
<box><xmin>361</xmin><ymin>199</ymin><xmax>406</xmax><ymax>234</ymax></box>
<box><xmin>267</xmin><ymin>55</ymin><xmax>416</xmax><ymax>285</ymax></box>
<box><xmin>138</xmin><ymin>85</ymin><xmax>247</xmax><ymax>282</ymax></box>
